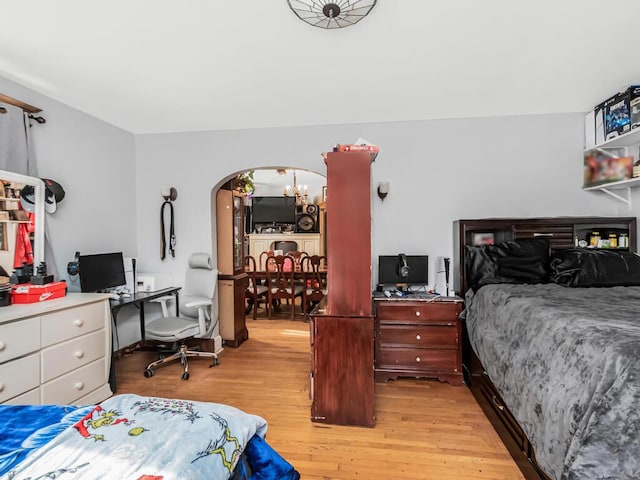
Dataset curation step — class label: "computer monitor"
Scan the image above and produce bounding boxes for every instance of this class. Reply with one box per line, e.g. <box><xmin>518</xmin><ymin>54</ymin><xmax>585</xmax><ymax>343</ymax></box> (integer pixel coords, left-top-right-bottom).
<box><xmin>378</xmin><ymin>254</ymin><xmax>429</xmax><ymax>289</ymax></box>
<box><xmin>78</xmin><ymin>252</ymin><xmax>126</xmax><ymax>293</ymax></box>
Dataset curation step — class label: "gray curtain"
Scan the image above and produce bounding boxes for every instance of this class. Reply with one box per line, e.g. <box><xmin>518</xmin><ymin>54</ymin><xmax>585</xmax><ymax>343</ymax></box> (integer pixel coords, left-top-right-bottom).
<box><xmin>0</xmin><ymin>103</ymin><xmax>30</xmax><ymax>173</ymax></box>
<box><xmin>0</xmin><ymin>102</ymin><xmax>59</xmax><ymax>279</ymax></box>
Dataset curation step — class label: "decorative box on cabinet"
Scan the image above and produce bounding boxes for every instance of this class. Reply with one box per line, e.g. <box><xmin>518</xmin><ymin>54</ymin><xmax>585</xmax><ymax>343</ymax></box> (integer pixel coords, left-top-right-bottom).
<box><xmin>374</xmin><ymin>296</ymin><xmax>463</xmax><ymax>386</ymax></box>
<box><xmin>217</xmin><ymin>188</ymin><xmax>249</xmax><ymax>347</ymax></box>
<box><xmin>0</xmin><ymin>293</ymin><xmax>113</xmax><ymax>405</ymax></box>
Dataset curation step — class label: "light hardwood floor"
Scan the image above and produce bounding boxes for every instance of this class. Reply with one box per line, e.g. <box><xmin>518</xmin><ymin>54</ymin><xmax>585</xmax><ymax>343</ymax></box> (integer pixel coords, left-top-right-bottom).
<box><xmin>114</xmin><ymin>317</ymin><xmax>525</xmax><ymax>480</ymax></box>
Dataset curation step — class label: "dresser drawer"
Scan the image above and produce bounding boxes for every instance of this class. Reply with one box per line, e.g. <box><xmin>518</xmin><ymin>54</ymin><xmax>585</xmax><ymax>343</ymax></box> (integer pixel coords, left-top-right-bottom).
<box><xmin>41</xmin><ymin>358</ymin><xmax>107</xmax><ymax>405</ymax></box>
<box><xmin>0</xmin><ymin>353</ymin><xmax>40</xmax><ymax>403</ymax></box>
<box><xmin>41</xmin><ymin>330</ymin><xmax>106</xmax><ymax>382</ymax></box>
<box><xmin>379</xmin><ymin>325</ymin><xmax>458</xmax><ymax>348</ymax></box>
<box><xmin>3</xmin><ymin>387</ymin><xmax>41</xmax><ymax>405</ymax></box>
<box><xmin>41</xmin><ymin>301</ymin><xmax>106</xmax><ymax>347</ymax></box>
<box><xmin>0</xmin><ymin>317</ymin><xmax>40</xmax><ymax>364</ymax></box>
<box><xmin>376</xmin><ymin>302</ymin><xmax>460</xmax><ymax>324</ymax></box>
<box><xmin>378</xmin><ymin>347</ymin><xmax>458</xmax><ymax>372</ymax></box>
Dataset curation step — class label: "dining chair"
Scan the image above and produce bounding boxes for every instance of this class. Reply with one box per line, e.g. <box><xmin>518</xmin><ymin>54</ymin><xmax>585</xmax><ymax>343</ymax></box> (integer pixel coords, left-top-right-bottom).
<box><xmin>245</xmin><ymin>254</ymin><xmax>269</xmax><ymax>319</ymax></box>
<box><xmin>301</xmin><ymin>255</ymin><xmax>327</xmax><ymax>315</ymax></box>
<box><xmin>265</xmin><ymin>255</ymin><xmax>304</xmax><ymax>320</ymax></box>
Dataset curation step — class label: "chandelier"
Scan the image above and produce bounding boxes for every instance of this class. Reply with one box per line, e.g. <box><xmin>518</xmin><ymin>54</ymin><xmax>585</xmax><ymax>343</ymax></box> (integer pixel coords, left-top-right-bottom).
<box><xmin>283</xmin><ymin>170</ymin><xmax>308</xmax><ymax>205</ymax></box>
<box><xmin>287</xmin><ymin>0</ymin><xmax>377</xmax><ymax>29</ymax></box>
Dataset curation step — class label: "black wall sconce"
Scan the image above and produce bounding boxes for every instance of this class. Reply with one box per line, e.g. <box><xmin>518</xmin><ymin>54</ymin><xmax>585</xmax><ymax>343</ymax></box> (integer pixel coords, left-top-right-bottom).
<box><xmin>377</xmin><ymin>181</ymin><xmax>389</xmax><ymax>201</ymax></box>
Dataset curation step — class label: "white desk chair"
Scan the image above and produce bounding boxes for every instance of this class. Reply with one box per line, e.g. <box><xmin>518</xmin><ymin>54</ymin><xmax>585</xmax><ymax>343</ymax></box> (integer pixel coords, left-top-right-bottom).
<box><xmin>143</xmin><ymin>252</ymin><xmax>219</xmax><ymax>381</ymax></box>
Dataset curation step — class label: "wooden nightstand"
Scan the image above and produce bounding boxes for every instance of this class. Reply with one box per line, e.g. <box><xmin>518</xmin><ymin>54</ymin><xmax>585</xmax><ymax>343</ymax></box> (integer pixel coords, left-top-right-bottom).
<box><xmin>373</xmin><ymin>295</ymin><xmax>463</xmax><ymax>385</ymax></box>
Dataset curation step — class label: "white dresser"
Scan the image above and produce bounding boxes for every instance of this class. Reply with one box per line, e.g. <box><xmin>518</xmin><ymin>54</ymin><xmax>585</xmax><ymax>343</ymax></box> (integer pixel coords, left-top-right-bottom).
<box><xmin>0</xmin><ymin>293</ymin><xmax>113</xmax><ymax>405</ymax></box>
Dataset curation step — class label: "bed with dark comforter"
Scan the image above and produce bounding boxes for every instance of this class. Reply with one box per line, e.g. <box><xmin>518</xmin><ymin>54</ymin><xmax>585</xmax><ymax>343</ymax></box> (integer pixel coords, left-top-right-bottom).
<box><xmin>465</xmin><ymin>282</ymin><xmax>640</xmax><ymax>480</ymax></box>
<box><xmin>0</xmin><ymin>393</ymin><xmax>300</xmax><ymax>480</ymax></box>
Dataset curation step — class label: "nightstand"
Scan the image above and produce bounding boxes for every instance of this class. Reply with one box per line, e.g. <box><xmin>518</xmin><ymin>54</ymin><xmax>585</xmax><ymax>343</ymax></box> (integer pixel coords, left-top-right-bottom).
<box><xmin>373</xmin><ymin>295</ymin><xmax>463</xmax><ymax>385</ymax></box>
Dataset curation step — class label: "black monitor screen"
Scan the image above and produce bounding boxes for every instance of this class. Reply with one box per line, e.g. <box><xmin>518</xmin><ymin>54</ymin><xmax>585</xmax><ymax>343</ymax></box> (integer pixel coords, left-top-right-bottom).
<box><xmin>79</xmin><ymin>252</ymin><xmax>126</xmax><ymax>293</ymax></box>
<box><xmin>378</xmin><ymin>255</ymin><xmax>429</xmax><ymax>286</ymax></box>
<box><xmin>251</xmin><ymin>196</ymin><xmax>296</xmax><ymax>224</ymax></box>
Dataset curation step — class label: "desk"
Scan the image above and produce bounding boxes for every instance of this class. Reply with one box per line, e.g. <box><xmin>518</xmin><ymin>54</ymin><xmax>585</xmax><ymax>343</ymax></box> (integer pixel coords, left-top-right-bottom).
<box><xmin>109</xmin><ymin>286</ymin><xmax>181</xmax><ymax>391</ymax></box>
<box><xmin>110</xmin><ymin>287</ymin><xmax>181</xmax><ymax>342</ymax></box>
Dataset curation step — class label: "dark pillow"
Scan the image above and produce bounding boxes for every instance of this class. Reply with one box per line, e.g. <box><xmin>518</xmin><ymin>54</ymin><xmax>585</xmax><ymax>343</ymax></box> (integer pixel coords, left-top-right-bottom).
<box><xmin>465</xmin><ymin>238</ymin><xmax>551</xmax><ymax>292</ymax></box>
<box><xmin>550</xmin><ymin>249</ymin><xmax>640</xmax><ymax>287</ymax></box>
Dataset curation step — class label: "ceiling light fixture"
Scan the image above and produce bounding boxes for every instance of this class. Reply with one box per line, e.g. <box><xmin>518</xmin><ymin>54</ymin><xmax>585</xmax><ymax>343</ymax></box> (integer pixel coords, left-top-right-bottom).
<box><xmin>287</xmin><ymin>0</ymin><xmax>377</xmax><ymax>29</ymax></box>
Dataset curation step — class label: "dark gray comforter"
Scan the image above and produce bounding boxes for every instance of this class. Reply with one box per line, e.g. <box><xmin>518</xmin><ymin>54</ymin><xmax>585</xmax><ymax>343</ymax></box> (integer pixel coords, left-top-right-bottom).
<box><xmin>465</xmin><ymin>283</ymin><xmax>640</xmax><ymax>480</ymax></box>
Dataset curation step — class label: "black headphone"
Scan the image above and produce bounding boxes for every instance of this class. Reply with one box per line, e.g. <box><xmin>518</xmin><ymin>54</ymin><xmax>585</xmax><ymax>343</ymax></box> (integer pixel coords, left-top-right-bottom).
<box><xmin>67</xmin><ymin>251</ymin><xmax>80</xmax><ymax>276</ymax></box>
<box><xmin>398</xmin><ymin>253</ymin><xmax>410</xmax><ymax>279</ymax></box>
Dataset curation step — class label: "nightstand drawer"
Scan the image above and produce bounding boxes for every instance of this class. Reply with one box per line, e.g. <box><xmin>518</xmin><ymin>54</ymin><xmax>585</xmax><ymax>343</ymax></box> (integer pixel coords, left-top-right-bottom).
<box><xmin>379</xmin><ymin>325</ymin><xmax>457</xmax><ymax>347</ymax></box>
<box><xmin>378</xmin><ymin>347</ymin><xmax>457</xmax><ymax>371</ymax></box>
<box><xmin>376</xmin><ymin>302</ymin><xmax>460</xmax><ymax>324</ymax></box>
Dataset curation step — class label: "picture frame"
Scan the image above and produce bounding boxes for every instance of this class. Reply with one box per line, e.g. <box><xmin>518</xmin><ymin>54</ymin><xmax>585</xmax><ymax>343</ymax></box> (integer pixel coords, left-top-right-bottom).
<box><xmin>472</xmin><ymin>232</ymin><xmax>495</xmax><ymax>246</ymax></box>
<box><xmin>321</xmin><ymin>186</ymin><xmax>327</xmax><ymax>202</ymax></box>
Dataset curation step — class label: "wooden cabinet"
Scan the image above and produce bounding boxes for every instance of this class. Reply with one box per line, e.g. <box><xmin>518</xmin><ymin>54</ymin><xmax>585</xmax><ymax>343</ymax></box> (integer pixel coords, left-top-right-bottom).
<box><xmin>248</xmin><ymin>233</ymin><xmax>320</xmax><ymax>268</ymax></box>
<box><xmin>0</xmin><ymin>294</ymin><xmax>113</xmax><ymax>405</ymax></box>
<box><xmin>216</xmin><ymin>188</ymin><xmax>249</xmax><ymax>347</ymax></box>
<box><xmin>309</xmin><ymin>150</ymin><xmax>375</xmax><ymax>427</ymax></box>
<box><xmin>374</xmin><ymin>297</ymin><xmax>463</xmax><ymax>386</ymax></box>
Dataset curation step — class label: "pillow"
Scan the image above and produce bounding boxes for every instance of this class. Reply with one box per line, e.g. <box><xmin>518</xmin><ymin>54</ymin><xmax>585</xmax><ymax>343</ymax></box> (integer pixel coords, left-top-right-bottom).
<box><xmin>550</xmin><ymin>248</ymin><xmax>640</xmax><ymax>287</ymax></box>
<box><xmin>465</xmin><ymin>238</ymin><xmax>551</xmax><ymax>291</ymax></box>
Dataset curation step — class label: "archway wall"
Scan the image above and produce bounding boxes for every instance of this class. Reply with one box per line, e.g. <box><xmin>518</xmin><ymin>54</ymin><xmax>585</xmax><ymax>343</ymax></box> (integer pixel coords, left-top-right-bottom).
<box><xmin>134</xmin><ymin>125</ymin><xmax>339</xmax><ymax>283</ymax></box>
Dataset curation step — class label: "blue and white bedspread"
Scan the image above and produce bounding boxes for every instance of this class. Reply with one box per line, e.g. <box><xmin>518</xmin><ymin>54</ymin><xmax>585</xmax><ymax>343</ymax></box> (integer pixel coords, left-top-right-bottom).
<box><xmin>0</xmin><ymin>393</ymin><xmax>300</xmax><ymax>480</ymax></box>
<box><xmin>465</xmin><ymin>284</ymin><xmax>640</xmax><ymax>480</ymax></box>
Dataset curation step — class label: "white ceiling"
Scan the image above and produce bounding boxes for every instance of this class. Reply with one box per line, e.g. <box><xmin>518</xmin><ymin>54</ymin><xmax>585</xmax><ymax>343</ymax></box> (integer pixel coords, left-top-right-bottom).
<box><xmin>2</xmin><ymin>1</ymin><xmax>640</xmax><ymax>135</ymax></box>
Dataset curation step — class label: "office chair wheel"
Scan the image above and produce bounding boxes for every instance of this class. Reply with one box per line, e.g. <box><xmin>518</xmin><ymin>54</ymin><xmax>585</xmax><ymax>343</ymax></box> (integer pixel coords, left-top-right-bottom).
<box><xmin>143</xmin><ymin>368</ymin><xmax>154</xmax><ymax>378</ymax></box>
<box><xmin>181</xmin><ymin>372</ymin><xmax>190</xmax><ymax>381</ymax></box>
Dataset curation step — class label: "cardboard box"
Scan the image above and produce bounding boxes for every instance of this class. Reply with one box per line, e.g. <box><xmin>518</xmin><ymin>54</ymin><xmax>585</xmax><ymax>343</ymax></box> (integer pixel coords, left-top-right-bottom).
<box><xmin>11</xmin><ymin>281</ymin><xmax>67</xmax><ymax>304</ymax></box>
<box><xmin>603</xmin><ymin>85</ymin><xmax>640</xmax><ymax>140</ymax></box>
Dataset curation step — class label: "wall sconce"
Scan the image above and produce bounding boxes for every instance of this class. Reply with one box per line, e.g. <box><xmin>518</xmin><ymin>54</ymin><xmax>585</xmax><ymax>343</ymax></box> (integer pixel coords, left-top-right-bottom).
<box><xmin>377</xmin><ymin>181</ymin><xmax>390</xmax><ymax>201</ymax></box>
<box><xmin>161</xmin><ymin>186</ymin><xmax>178</xmax><ymax>201</ymax></box>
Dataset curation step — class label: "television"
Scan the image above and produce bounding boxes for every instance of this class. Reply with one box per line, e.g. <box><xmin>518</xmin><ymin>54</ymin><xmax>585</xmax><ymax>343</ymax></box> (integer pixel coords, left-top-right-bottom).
<box><xmin>378</xmin><ymin>254</ymin><xmax>429</xmax><ymax>288</ymax></box>
<box><xmin>79</xmin><ymin>252</ymin><xmax>126</xmax><ymax>293</ymax></box>
<box><xmin>251</xmin><ymin>196</ymin><xmax>296</xmax><ymax>224</ymax></box>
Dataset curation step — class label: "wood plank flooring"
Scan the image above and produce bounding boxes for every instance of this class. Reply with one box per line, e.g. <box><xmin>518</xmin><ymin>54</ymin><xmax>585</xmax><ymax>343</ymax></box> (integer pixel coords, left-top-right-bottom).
<box><xmin>114</xmin><ymin>317</ymin><xmax>525</xmax><ymax>480</ymax></box>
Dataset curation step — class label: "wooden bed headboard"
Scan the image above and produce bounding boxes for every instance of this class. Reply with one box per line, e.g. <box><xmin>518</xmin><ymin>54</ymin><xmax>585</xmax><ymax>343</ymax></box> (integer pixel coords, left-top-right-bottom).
<box><xmin>453</xmin><ymin>216</ymin><xmax>637</xmax><ymax>296</ymax></box>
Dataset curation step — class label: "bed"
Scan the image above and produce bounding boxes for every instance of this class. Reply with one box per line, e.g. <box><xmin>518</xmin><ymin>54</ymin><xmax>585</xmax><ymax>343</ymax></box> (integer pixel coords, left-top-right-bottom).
<box><xmin>454</xmin><ymin>216</ymin><xmax>639</xmax><ymax>480</ymax></box>
<box><xmin>0</xmin><ymin>393</ymin><xmax>300</xmax><ymax>480</ymax></box>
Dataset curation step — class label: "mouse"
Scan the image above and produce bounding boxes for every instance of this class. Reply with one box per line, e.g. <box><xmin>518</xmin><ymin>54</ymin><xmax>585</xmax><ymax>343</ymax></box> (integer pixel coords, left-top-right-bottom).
<box><xmin>384</xmin><ymin>290</ymin><xmax>391</xmax><ymax>298</ymax></box>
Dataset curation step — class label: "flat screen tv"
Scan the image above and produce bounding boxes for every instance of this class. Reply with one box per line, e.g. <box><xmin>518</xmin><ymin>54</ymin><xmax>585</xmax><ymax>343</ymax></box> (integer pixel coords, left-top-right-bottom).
<box><xmin>79</xmin><ymin>252</ymin><xmax>126</xmax><ymax>293</ymax></box>
<box><xmin>251</xmin><ymin>196</ymin><xmax>296</xmax><ymax>224</ymax></box>
<box><xmin>378</xmin><ymin>254</ymin><xmax>429</xmax><ymax>287</ymax></box>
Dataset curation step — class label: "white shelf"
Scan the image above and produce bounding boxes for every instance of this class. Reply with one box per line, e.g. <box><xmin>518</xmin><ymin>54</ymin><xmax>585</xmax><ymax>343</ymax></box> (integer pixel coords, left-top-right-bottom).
<box><xmin>583</xmin><ymin>176</ymin><xmax>640</xmax><ymax>191</ymax></box>
<box><xmin>585</xmin><ymin>128</ymin><xmax>640</xmax><ymax>153</ymax></box>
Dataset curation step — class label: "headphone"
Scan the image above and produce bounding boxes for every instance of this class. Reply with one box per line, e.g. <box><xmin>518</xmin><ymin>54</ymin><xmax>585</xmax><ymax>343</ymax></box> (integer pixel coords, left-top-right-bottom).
<box><xmin>67</xmin><ymin>251</ymin><xmax>80</xmax><ymax>276</ymax></box>
<box><xmin>398</xmin><ymin>253</ymin><xmax>410</xmax><ymax>279</ymax></box>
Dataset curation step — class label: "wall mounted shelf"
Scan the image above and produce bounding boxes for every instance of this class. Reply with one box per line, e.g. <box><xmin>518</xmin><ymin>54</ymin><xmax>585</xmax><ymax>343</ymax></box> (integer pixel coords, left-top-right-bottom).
<box><xmin>583</xmin><ymin>127</ymin><xmax>640</xmax><ymax>209</ymax></box>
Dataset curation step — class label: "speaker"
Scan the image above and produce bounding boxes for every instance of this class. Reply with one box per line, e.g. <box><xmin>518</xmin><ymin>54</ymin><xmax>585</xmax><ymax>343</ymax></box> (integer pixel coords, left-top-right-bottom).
<box><xmin>295</xmin><ymin>204</ymin><xmax>319</xmax><ymax>232</ymax></box>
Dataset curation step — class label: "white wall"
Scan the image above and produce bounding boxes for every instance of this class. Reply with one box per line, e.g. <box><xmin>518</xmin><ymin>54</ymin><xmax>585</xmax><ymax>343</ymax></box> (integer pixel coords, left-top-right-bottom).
<box><xmin>4</xmin><ymin>74</ymin><xmax>638</xmax><ymax>348</ymax></box>
<box><xmin>135</xmin><ymin>113</ymin><xmax>631</xmax><ymax>296</ymax></box>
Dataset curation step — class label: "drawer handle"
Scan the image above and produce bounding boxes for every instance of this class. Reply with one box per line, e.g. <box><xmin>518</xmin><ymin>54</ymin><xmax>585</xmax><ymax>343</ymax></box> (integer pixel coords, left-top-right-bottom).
<box><xmin>415</xmin><ymin>334</ymin><xmax>421</xmax><ymax>340</ymax></box>
<box><xmin>491</xmin><ymin>395</ymin><xmax>505</xmax><ymax>411</ymax></box>
<box><xmin>74</xmin><ymin>319</ymin><xmax>84</xmax><ymax>327</ymax></box>
<box><xmin>415</xmin><ymin>311</ymin><xmax>421</xmax><ymax>317</ymax></box>
<box><xmin>0</xmin><ymin>383</ymin><xmax>4</xmax><ymax>392</ymax></box>
<box><xmin>415</xmin><ymin>356</ymin><xmax>421</xmax><ymax>363</ymax></box>
<box><xmin>0</xmin><ymin>341</ymin><xmax>5</xmax><ymax>351</ymax></box>
<box><xmin>74</xmin><ymin>382</ymin><xmax>84</xmax><ymax>390</ymax></box>
<box><xmin>74</xmin><ymin>350</ymin><xmax>85</xmax><ymax>359</ymax></box>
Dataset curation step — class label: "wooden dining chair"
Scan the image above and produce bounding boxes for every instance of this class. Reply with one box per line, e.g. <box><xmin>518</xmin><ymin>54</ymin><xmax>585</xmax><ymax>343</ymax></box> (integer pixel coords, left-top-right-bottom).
<box><xmin>285</xmin><ymin>250</ymin><xmax>309</xmax><ymax>272</ymax></box>
<box><xmin>265</xmin><ymin>255</ymin><xmax>304</xmax><ymax>320</ymax></box>
<box><xmin>245</xmin><ymin>255</ymin><xmax>269</xmax><ymax>319</ymax></box>
<box><xmin>301</xmin><ymin>255</ymin><xmax>327</xmax><ymax>315</ymax></box>
<box><xmin>259</xmin><ymin>250</ymin><xmax>275</xmax><ymax>271</ymax></box>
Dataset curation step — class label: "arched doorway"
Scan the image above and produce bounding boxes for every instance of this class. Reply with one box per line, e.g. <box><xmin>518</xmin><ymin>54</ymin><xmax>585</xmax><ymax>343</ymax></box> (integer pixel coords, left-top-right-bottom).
<box><xmin>213</xmin><ymin>167</ymin><xmax>326</xmax><ymax>347</ymax></box>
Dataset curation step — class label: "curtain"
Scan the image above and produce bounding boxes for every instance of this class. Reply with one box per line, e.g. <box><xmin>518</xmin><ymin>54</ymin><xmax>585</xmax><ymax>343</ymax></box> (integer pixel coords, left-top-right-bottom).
<box><xmin>0</xmin><ymin>101</ymin><xmax>59</xmax><ymax>279</ymax></box>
